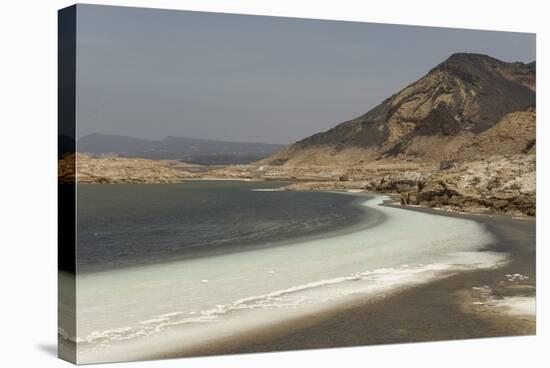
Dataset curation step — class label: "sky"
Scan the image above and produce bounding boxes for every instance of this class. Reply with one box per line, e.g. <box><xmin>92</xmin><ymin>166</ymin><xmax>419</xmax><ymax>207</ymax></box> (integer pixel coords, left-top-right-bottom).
<box><xmin>75</xmin><ymin>4</ymin><xmax>536</xmax><ymax>145</ymax></box>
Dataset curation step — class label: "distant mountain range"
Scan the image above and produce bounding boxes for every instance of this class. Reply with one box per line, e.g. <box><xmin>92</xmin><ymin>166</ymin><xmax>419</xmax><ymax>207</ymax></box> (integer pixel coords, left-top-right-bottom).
<box><xmin>77</xmin><ymin>134</ymin><xmax>284</xmax><ymax>165</ymax></box>
<box><xmin>71</xmin><ymin>54</ymin><xmax>536</xmax><ymax>168</ymax></box>
<box><xmin>264</xmin><ymin>53</ymin><xmax>535</xmax><ymax>166</ymax></box>
<box><xmin>64</xmin><ymin>53</ymin><xmax>536</xmax><ymax>216</ymax></box>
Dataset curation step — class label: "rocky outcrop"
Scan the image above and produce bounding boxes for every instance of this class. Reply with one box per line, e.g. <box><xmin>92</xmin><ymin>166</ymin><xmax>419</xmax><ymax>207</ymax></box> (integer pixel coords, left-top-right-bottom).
<box><xmin>59</xmin><ymin>154</ymin><xmax>200</xmax><ymax>184</ymax></box>
<box><xmin>398</xmin><ymin>155</ymin><xmax>535</xmax><ymax>216</ymax></box>
<box><xmin>281</xmin><ymin>154</ymin><xmax>535</xmax><ymax>216</ymax></box>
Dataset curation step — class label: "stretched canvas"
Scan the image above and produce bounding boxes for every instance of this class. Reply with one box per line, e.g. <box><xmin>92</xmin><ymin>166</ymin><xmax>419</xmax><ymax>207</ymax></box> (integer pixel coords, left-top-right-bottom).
<box><xmin>58</xmin><ymin>4</ymin><xmax>536</xmax><ymax>364</ymax></box>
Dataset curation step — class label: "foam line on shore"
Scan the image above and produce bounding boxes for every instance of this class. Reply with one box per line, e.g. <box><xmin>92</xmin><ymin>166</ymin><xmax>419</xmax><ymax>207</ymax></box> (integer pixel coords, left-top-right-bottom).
<box><xmin>72</xmin><ymin>194</ymin><xmax>507</xmax><ymax>363</ymax></box>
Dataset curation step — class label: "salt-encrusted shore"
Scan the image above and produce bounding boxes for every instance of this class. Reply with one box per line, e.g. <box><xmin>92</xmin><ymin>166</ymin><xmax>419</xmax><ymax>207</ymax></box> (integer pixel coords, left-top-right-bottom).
<box><xmin>69</xmin><ymin>190</ymin><xmax>525</xmax><ymax>364</ymax></box>
<box><xmin>61</xmin><ymin>186</ymin><xmax>535</xmax><ymax>364</ymax></box>
<box><xmin>156</xmin><ymin>198</ymin><xmax>535</xmax><ymax>359</ymax></box>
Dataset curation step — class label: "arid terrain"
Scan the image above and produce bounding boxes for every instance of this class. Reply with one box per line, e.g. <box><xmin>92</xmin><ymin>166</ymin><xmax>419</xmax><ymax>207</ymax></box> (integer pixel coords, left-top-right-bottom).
<box><xmin>60</xmin><ymin>53</ymin><xmax>536</xmax><ymax>216</ymax></box>
<box><xmin>59</xmin><ymin>153</ymin><xmax>200</xmax><ymax>184</ymax></box>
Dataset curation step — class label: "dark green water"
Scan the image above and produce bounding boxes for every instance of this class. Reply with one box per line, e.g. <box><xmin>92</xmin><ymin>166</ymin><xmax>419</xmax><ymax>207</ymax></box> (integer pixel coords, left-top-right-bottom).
<box><xmin>77</xmin><ymin>181</ymin><xmax>367</xmax><ymax>273</ymax></box>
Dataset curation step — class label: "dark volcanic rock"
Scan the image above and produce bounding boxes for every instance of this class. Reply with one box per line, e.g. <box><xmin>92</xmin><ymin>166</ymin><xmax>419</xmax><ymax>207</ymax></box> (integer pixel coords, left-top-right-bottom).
<box><xmin>265</xmin><ymin>53</ymin><xmax>536</xmax><ymax>165</ymax></box>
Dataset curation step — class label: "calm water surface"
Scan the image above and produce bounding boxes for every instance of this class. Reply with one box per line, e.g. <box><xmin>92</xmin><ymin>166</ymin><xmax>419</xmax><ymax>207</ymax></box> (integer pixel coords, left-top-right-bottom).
<box><xmin>77</xmin><ymin>181</ymin><xmax>367</xmax><ymax>272</ymax></box>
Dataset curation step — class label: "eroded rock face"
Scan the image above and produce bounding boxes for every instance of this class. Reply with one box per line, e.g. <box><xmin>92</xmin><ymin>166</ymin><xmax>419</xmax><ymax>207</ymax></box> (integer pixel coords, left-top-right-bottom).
<box><xmin>400</xmin><ymin>155</ymin><xmax>536</xmax><ymax>216</ymax></box>
<box><xmin>256</xmin><ymin>53</ymin><xmax>536</xmax><ymax>216</ymax></box>
<box><xmin>454</xmin><ymin>111</ymin><xmax>536</xmax><ymax>160</ymax></box>
<box><xmin>278</xmin><ymin>154</ymin><xmax>535</xmax><ymax>216</ymax></box>
<box><xmin>264</xmin><ymin>53</ymin><xmax>535</xmax><ymax>166</ymax></box>
<box><xmin>366</xmin><ymin>175</ymin><xmax>425</xmax><ymax>193</ymax></box>
<box><xmin>59</xmin><ymin>154</ymin><xmax>199</xmax><ymax>184</ymax></box>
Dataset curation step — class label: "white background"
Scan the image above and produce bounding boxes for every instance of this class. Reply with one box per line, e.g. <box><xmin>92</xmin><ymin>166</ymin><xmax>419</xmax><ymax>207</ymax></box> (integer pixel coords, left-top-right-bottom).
<box><xmin>0</xmin><ymin>0</ymin><xmax>547</xmax><ymax>367</ymax></box>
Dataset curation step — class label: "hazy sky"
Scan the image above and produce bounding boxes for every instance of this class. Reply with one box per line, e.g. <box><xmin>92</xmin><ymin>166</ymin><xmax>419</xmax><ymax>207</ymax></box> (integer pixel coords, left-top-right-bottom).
<box><xmin>76</xmin><ymin>4</ymin><xmax>535</xmax><ymax>144</ymax></box>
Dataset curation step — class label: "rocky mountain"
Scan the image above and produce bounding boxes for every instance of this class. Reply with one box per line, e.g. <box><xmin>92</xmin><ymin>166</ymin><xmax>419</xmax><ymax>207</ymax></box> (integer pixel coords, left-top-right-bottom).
<box><xmin>265</xmin><ymin>53</ymin><xmax>535</xmax><ymax>166</ymax></box>
<box><xmin>68</xmin><ymin>53</ymin><xmax>536</xmax><ymax>216</ymax></box>
<box><xmin>255</xmin><ymin>53</ymin><xmax>536</xmax><ymax>215</ymax></box>
<box><xmin>453</xmin><ymin>110</ymin><xmax>535</xmax><ymax>160</ymax></box>
<box><xmin>78</xmin><ymin>134</ymin><xmax>283</xmax><ymax>165</ymax></box>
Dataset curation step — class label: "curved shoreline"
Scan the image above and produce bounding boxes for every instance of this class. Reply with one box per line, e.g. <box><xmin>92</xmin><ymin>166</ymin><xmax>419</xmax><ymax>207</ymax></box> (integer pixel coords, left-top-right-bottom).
<box><xmin>74</xmin><ymin>191</ymin><xmax>518</xmax><ymax>364</ymax></box>
<box><xmin>76</xmin><ymin>182</ymin><xmax>377</xmax><ymax>275</ymax></box>
<box><xmin>164</xmin><ymin>197</ymin><xmax>535</xmax><ymax>359</ymax></box>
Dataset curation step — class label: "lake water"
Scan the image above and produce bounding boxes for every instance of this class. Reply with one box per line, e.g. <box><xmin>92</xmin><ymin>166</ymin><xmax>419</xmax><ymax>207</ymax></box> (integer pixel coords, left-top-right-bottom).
<box><xmin>67</xmin><ymin>181</ymin><xmax>505</xmax><ymax>363</ymax></box>
<box><xmin>76</xmin><ymin>181</ymin><xmax>368</xmax><ymax>273</ymax></box>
